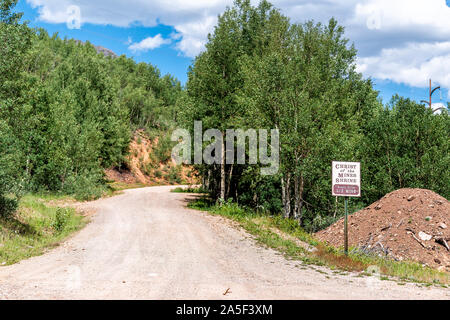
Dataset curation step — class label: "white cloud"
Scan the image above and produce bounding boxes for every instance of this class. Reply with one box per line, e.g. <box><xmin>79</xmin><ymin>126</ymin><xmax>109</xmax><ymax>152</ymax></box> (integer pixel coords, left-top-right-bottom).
<box><xmin>128</xmin><ymin>34</ymin><xmax>171</xmax><ymax>52</ymax></box>
<box><xmin>26</xmin><ymin>0</ymin><xmax>231</xmax><ymax>57</ymax></box>
<box><xmin>26</xmin><ymin>0</ymin><xmax>450</xmax><ymax>95</ymax></box>
<box><xmin>431</xmin><ymin>102</ymin><xmax>448</xmax><ymax>114</ymax></box>
<box><xmin>174</xmin><ymin>15</ymin><xmax>218</xmax><ymax>58</ymax></box>
<box><xmin>356</xmin><ymin>42</ymin><xmax>450</xmax><ymax>88</ymax></box>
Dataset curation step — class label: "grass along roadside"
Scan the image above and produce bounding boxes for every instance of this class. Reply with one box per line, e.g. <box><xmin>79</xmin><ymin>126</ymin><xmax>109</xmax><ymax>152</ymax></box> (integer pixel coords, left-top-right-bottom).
<box><xmin>0</xmin><ymin>181</ymin><xmax>153</xmax><ymax>266</ymax></box>
<box><xmin>105</xmin><ymin>181</ymin><xmax>150</xmax><ymax>196</ymax></box>
<box><xmin>171</xmin><ymin>186</ymin><xmax>208</xmax><ymax>194</ymax></box>
<box><xmin>106</xmin><ymin>180</ymin><xmax>191</xmax><ymax>197</ymax></box>
<box><xmin>188</xmin><ymin>196</ymin><xmax>449</xmax><ymax>287</ymax></box>
<box><xmin>0</xmin><ymin>194</ymin><xmax>86</xmax><ymax>266</ymax></box>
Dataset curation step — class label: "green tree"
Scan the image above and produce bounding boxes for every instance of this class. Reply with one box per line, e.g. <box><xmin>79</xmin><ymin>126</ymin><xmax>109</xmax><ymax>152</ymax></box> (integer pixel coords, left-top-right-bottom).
<box><xmin>239</xmin><ymin>17</ymin><xmax>380</xmax><ymax>224</ymax></box>
<box><xmin>184</xmin><ymin>0</ymin><xmax>278</xmax><ymax>202</ymax></box>
<box><xmin>0</xmin><ymin>0</ymin><xmax>32</xmax><ymax>215</ymax></box>
<box><xmin>362</xmin><ymin>96</ymin><xmax>449</xmax><ymax>202</ymax></box>
<box><xmin>0</xmin><ymin>0</ymin><xmax>22</xmax><ymax>24</ymax></box>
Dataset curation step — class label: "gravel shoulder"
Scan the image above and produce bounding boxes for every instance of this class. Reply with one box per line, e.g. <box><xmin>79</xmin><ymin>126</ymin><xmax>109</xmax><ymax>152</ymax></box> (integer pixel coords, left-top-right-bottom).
<box><xmin>0</xmin><ymin>186</ymin><xmax>448</xmax><ymax>299</ymax></box>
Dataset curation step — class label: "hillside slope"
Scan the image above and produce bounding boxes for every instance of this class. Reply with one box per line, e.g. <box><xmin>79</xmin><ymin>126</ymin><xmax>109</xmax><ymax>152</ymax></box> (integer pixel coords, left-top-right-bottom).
<box><xmin>105</xmin><ymin>130</ymin><xmax>197</xmax><ymax>186</ymax></box>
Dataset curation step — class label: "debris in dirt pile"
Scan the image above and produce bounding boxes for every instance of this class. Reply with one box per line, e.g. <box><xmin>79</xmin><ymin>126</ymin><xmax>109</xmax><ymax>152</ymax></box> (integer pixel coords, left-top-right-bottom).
<box><xmin>315</xmin><ymin>188</ymin><xmax>449</xmax><ymax>271</ymax></box>
<box><xmin>419</xmin><ymin>231</ymin><xmax>432</xmax><ymax>241</ymax></box>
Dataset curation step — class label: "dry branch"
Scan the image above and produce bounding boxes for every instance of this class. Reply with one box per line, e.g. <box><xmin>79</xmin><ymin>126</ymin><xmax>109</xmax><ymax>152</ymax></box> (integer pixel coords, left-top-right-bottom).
<box><xmin>435</xmin><ymin>237</ymin><xmax>450</xmax><ymax>251</ymax></box>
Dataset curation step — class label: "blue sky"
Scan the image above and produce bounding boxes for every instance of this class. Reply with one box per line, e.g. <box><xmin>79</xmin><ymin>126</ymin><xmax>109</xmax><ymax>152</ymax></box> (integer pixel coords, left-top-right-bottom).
<box><xmin>15</xmin><ymin>1</ymin><xmax>193</xmax><ymax>83</ymax></box>
<box><xmin>15</xmin><ymin>0</ymin><xmax>450</xmax><ymax>108</ymax></box>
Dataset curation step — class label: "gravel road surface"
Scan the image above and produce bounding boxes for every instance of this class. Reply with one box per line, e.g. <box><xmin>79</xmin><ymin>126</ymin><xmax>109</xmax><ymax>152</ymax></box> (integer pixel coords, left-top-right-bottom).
<box><xmin>0</xmin><ymin>186</ymin><xmax>448</xmax><ymax>299</ymax></box>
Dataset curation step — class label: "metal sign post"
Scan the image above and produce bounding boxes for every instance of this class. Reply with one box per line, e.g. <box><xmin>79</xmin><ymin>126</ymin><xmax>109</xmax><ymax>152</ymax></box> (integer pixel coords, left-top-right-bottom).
<box><xmin>332</xmin><ymin>161</ymin><xmax>361</xmax><ymax>255</ymax></box>
<box><xmin>344</xmin><ymin>197</ymin><xmax>348</xmax><ymax>254</ymax></box>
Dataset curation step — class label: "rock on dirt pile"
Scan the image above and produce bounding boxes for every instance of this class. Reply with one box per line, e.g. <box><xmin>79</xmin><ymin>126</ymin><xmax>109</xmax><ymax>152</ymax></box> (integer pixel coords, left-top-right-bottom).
<box><xmin>315</xmin><ymin>188</ymin><xmax>449</xmax><ymax>271</ymax></box>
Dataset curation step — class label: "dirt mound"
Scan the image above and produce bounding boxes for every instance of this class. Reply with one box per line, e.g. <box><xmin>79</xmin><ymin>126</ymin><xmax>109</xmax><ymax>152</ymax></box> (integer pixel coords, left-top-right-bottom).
<box><xmin>315</xmin><ymin>188</ymin><xmax>449</xmax><ymax>271</ymax></box>
<box><xmin>105</xmin><ymin>167</ymin><xmax>137</xmax><ymax>184</ymax></box>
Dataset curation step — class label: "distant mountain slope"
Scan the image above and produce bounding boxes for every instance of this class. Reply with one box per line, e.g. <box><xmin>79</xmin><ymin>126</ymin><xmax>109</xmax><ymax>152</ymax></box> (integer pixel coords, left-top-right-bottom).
<box><xmin>93</xmin><ymin>45</ymin><xmax>118</xmax><ymax>58</ymax></box>
<box><xmin>74</xmin><ymin>40</ymin><xmax>118</xmax><ymax>58</ymax></box>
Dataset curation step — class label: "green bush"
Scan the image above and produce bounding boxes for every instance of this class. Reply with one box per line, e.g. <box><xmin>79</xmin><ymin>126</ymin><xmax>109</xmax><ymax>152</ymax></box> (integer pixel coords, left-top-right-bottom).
<box><xmin>303</xmin><ymin>213</ymin><xmax>339</xmax><ymax>234</ymax></box>
<box><xmin>52</xmin><ymin>208</ymin><xmax>70</xmax><ymax>232</ymax></box>
<box><xmin>62</xmin><ymin>171</ymin><xmax>105</xmax><ymax>201</ymax></box>
<box><xmin>172</xmin><ymin>186</ymin><xmax>208</xmax><ymax>193</ymax></box>
<box><xmin>154</xmin><ymin>169</ymin><xmax>163</xmax><ymax>178</ymax></box>
<box><xmin>168</xmin><ymin>166</ymin><xmax>182</xmax><ymax>184</ymax></box>
<box><xmin>151</xmin><ymin>134</ymin><xmax>175</xmax><ymax>164</ymax></box>
<box><xmin>0</xmin><ymin>195</ymin><xmax>18</xmax><ymax>218</ymax></box>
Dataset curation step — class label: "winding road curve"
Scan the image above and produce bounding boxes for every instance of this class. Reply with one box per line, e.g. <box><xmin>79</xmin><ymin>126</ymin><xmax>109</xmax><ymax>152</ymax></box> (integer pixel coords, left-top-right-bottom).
<box><xmin>0</xmin><ymin>186</ymin><xmax>448</xmax><ymax>299</ymax></box>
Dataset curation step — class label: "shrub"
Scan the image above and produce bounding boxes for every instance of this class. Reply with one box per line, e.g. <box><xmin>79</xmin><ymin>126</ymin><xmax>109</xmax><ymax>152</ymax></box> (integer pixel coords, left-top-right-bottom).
<box><xmin>52</xmin><ymin>208</ymin><xmax>70</xmax><ymax>232</ymax></box>
<box><xmin>0</xmin><ymin>195</ymin><xmax>18</xmax><ymax>218</ymax></box>
<box><xmin>172</xmin><ymin>186</ymin><xmax>208</xmax><ymax>193</ymax></box>
<box><xmin>168</xmin><ymin>166</ymin><xmax>182</xmax><ymax>184</ymax></box>
<box><xmin>154</xmin><ymin>169</ymin><xmax>162</xmax><ymax>178</ymax></box>
<box><xmin>62</xmin><ymin>171</ymin><xmax>105</xmax><ymax>201</ymax></box>
<box><xmin>303</xmin><ymin>212</ymin><xmax>339</xmax><ymax>234</ymax></box>
<box><xmin>152</xmin><ymin>134</ymin><xmax>175</xmax><ymax>164</ymax></box>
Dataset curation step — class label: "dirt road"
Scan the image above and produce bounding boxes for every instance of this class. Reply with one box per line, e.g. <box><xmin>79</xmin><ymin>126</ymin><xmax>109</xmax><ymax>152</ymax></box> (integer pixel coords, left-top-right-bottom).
<box><xmin>0</xmin><ymin>186</ymin><xmax>448</xmax><ymax>299</ymax></box>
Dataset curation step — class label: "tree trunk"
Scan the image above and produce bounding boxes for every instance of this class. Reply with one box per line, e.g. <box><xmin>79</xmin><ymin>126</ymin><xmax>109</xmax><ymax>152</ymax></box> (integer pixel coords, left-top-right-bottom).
<box><xmin>294</xmin><ymin>173</ymin><xmax>304</xmax><ymax>225</ymax></box>
<box><xmin>206</xmin><ymin>168</ymin><xmax>211</xmax><ymax>191</ymax></box>
<box><xmin>220</xmin><ymin>132</ymin><xmax>226</xmax><ymax>202</ymax></box>
<box><xmin>293</xmin><ymin>175</ymin><xmax>299</xmax><ymax>220</ymax></box>
<box><xmin>281</xmin><ymin>175</ymin><xmax>286</xmax><ymax>216</ymax></box>
<box><xmin>226</xmin><ymin>164</ymin><xmax>233</xmax><ymax>200</ymax></box>
<box><xmin>202</xmin><ymin>174</ymin><xmax>206</xmax><ymax>189</ymax></box>
<box><xmin>282</xmin><ymin>173</ymin><xmax>291</xmax><ymax>218</ymax></box>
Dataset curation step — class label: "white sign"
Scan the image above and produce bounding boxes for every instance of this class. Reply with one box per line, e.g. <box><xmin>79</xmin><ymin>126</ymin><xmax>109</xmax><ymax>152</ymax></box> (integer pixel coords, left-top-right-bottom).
<box><xmin>332</xmin><ymin>161</ymin><xmax>361</xmax><ymax>197</ymax></box>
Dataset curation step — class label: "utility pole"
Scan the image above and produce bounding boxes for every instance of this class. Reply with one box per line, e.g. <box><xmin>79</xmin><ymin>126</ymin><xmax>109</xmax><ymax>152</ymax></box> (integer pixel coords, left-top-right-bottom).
<box><xmin>421</xmin><ymin>79</ymin><xmax>442</xmax><ymax>113</ymax></box>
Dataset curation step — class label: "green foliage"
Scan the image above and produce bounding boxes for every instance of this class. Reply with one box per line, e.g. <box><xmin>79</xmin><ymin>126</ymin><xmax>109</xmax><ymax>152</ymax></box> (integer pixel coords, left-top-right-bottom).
<box><xmin>181</xmin><ymin>0</ymin><xmax>283</xmax><ymax>201</ymax></box>
<box><xmin>0</xmin><ymin>4</ymin><xmax>183</xmax><ymax>205</ymax></box>
<box><xmin>302</xmin><ymin>212</ymin><xmax>339</xmax><ymax>234</ymax></box>
<box><xmin>0</xmin><ymin>195</ymin><xmax>18</xmax><ymax>218</ymax></box>
<box><xmin>0</xmin><ymin>0</ymin><xmax>447</xmax><ymax>234</ymax></box>
<box><xmin>111</xmin><ymin>57</ymin><xmax>182</xmax><ymax>131</ymax></box>
<box><xmin>171</xmin><ymin>186</ymin><xmax>208</xmax><ymax>193</ymax></box>
<box><xmin>61</xmin><ymin>170</ymin><xmax>106</xmax><ymax>201</ymax></box>
<box><xmin>0</xmin><ymin>194</ymin><xmax>85</xmax><ymax>265</ymax></box>
<box><xmin>361</xmin><ymin>96</ymin><xmax>449</xmax><ymax>202</ymax></box>
<box><xmin>150</xmin><ymin>134</ymin><xmax>175</xmax><ymax>164</ymax></box>
<box><xmin>52</xmin><ymin>208</ymin><xmax>71</xmax><ymax>233</ymax></box>
<box><xmin>238</xmin><ymin>14</ymin><xmax>380</xmax><ymax>222</ymax></box>
<box><xmin>168</xmin><ymin>166</ymin><xmax>182</xmax><ymax>184</ymax></box>
<box><xmin>0</xmin><ymin>0</ymin><xmax>22</xmax><ymax>24</ymax></box>
<box><xmin>0</xmin><ymin>1</ymin><xmax>32</xmax><ymax>214</ymax></box>
<box><xmin>0</xmin><ymin>120</ymin><xmax>24</xmax><ymax>212</ymax></box>
<box><xmin>154</xmin><ymin>169</ymin><xmax>163</xmax><ymax>178</ymax></box>
<box><xmin>237</xmin><ymin>172</ymin><xmax>282</xmax><ymax>213</ymax></box>
<box><xmin>183</xmin><ymin>0</ymin><xmax>448</xmax><ymax>231</ymax></box>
